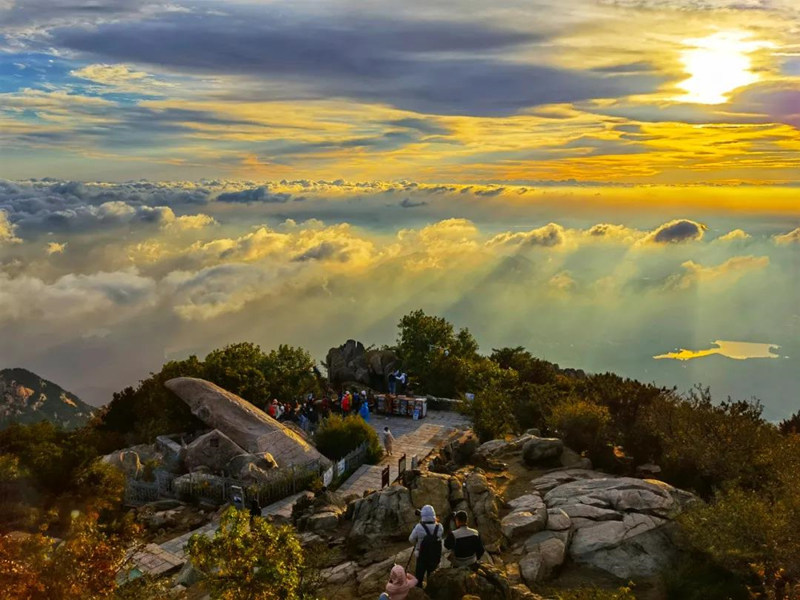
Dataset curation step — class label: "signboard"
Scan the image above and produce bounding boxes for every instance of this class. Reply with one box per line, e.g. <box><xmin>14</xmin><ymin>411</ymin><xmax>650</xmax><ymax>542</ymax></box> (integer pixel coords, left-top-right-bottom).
<box><xmin>381</xmin><ymin>465</ymin><xmax>390</xmax><ymax>488</ymax></box>
<box><xmin>411</xmin><ymin>455</ymin><xmax>419</xmax><ymax>470</ymax></box>
<box><xmin>337</xmin><ymin>459</ymin><xmax>346</xmax><ymax>477</ymax></box>
<box><xmin>323</xmin><ymin>467</ymin><xmax>333</xmax><ymax>488</ymax></box>
<box><xmin>412</xmin><ymin>407</ymin><xmax>420</xmax><ymax>420</ymax></box>
<box><xmin>397</xmin><ymin>453</ymin><xmax>407</xmax><ymax>479</ymax></box>
<box><xmin>465</xmin><ymin>393</ymin><xmax>475</xmax><ymax>401</ymax></box>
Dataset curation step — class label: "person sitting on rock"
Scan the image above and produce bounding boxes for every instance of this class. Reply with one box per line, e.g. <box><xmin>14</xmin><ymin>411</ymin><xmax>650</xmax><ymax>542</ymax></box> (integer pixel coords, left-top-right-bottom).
<box><xmin>384</xmin><ymin>563</ymin><xmax>418</xmax><ymax>600</ymax></box>
<box><xmin>408</xmin><ymin>504</ymin><xmax>443</xmax><ymax>588</ymax></box>
<box><xmin>444</xmin><ymin>510</ymin><xmax>485</xmax><ymax>568</ymax></box>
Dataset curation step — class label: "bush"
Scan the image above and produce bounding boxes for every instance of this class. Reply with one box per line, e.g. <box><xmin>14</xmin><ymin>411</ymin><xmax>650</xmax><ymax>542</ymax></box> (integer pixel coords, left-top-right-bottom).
<box><xmin>547</xmin><ymin>397</ymin><xmax>611</xmax><ymax>454</ymax></box>
<box><xmin>314</xmin><ymin>414</ymin><xmax>383</xmax><ymax>464</ymax></box>
<box><xmin>662</xmin><ymin>554</ymin><xmax>750</xmax><ymax>600</ymax></box>
<box><xmin>187</xmin><ymin>507</ymin><xmax>312</xmax><ymax>600</ymax></box>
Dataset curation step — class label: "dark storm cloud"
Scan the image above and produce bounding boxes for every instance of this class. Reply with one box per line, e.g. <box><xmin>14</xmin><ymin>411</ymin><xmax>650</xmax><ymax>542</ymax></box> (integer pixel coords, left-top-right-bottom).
<box><xmin>646</xmin><ymin>219</ymin><xmax>708</xmax><ymax>244</ymax></box>
<box><xmin>49</xmin><ymin>10</ymin><xmax>662</xmax><ymax>116</ymax></box>
<box><xmin>399</xmin><ymin>198</ymin><xmax>428</xmax><ymax>208</ymax></box>
<box><xmin>0</xmin><ymin>180</ymin><xmax>212</xmax><ymax>235</ymax></box>
<box><xmin>216</xmin><ymin>187</ymin><xmax>293</xmax><ymax>204</ymax></box>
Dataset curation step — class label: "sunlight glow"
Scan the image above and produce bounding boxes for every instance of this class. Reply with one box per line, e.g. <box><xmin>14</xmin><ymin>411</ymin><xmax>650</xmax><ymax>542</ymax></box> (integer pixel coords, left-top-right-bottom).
<box><xmin>677</xmin><ymin>32</ymin><xmax>770</xmax><ymax>104</ymax></box>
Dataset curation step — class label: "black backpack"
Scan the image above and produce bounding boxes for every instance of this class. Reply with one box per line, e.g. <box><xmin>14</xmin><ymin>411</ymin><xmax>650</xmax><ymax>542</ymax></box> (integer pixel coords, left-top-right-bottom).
<box><xmin>418</xmin><ymin>523</ymin><xmax>442</xmax><ymax>568</ymax></box>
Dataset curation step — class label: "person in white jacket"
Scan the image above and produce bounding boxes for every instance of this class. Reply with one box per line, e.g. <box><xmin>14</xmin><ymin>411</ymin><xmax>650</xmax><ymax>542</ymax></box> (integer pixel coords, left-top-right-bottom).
<box><xmin>408</xmin><ymin>504</ymin><xmax>443</xmax><ymax>588</ymax></box>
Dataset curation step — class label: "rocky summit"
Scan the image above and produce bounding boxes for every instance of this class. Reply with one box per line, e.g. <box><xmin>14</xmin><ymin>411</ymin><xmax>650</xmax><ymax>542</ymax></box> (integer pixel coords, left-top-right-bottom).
<box><xmin>0</xmin><ymin>368</ymin><xmax>94</xmax><ymax>429</ymax></box>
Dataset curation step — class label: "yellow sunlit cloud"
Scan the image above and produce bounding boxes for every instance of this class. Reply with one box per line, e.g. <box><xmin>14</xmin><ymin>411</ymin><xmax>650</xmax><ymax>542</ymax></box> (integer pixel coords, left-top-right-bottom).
<box><xmin>654</xmin><ymin>340</ymin><xmax>781</xmax><ymax>361</ymax></box>
<box><xmin>677</xmin><ymin>32</ymin><xmax>772</xmax><ymax>104</ymax></box>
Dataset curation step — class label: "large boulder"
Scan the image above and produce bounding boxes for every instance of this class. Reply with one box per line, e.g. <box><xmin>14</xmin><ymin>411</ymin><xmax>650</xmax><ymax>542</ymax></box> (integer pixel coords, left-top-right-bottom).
<box><xmin>226</xmin><ymin>452</ymin><xmax>278</xmax><ymax>477</ymax></box>
<box><xmin>530</xmin><ymin>469</ymin><xmax>607</xmax><ymax>495</ymax></box>
<box><xmin>464</xmin><ymin>472</ymin><xmax>503</xmax><ymax>546</ymax></box>
<box><xmin>326</xmin><ymin>339</ymin><xmax>399</xmax><ymax>390</ymax></box>
<box><xmin>410</xmin><ymin>472</ymin><xmax>453</xmax><ymax>523</ymax></box>
<box><xmin>165</xmin><ymin>377</ymin><xmax>330</xmax><ymax>468</ymax></box>
<box><xmin>541</xmin><ymin>474</ymin><xmax>696</xmax><ymax>578</ymax></box>
<box><xmin>184</xmin><ymin>429</ymin><xmax>247</xmax><ymax>473</ymax></box>
<box><xmin>522</xmin><ymin>437</ymin><xmax>564</xmax><ymax>466</ymax></box>
<box><xmin>501</xmin><ymin>494</ymin><xmax>547</xmax><ymax>542</ymax></box>
<box><xmin>348</xmin><ymin>486</ymin><xmax>418</xmax><ymax>547</ymax></box>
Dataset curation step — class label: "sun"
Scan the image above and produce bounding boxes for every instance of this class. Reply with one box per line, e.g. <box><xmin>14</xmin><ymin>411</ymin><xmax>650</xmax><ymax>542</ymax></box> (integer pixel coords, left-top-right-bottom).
<box><xmin>677</xmin><ymin>32</ymin><xmax>769</xmax><ymax>104</ymax></box>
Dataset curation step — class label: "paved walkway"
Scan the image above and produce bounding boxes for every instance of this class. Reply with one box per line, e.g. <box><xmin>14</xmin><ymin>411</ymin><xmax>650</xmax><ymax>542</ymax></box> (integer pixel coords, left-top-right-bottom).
<box><xmin>151</xmin><ymin>409</ymin><xmax>469</xmax><ymax>569</ymax></box>
<box><xmin>338</xmin><ymin>410</ymin><xmax>469</xmax><ymax>497</ymax></box>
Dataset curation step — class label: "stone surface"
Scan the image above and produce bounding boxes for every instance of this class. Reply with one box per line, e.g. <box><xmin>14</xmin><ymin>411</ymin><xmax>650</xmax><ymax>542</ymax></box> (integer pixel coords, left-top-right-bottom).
<box><xmin>427</xmin><ymin>564</ymin><xmax>544</xmax><ymax>600</ymax></box>
<box><xmin>530</xmin><ymin>469</ymin><xmax>607</xmax><ymax>494</ymax></box>
<box><xmin>463</xmin><ymin>471</ymin><xmax>503</xmax><ymax>545</ymax></box>
<box><xmin>348</xmin><ymin>485</ymin><xmax>418</xmax><ymax>547</ymax></box>
<box><xmin>326</xmin><ymin>339</ymin><xmax>399</xmax><ymax>390</ymax></box>
<box><xmin>410</xmin><ymin>471</ymin><xmax>453</xmax><ymax>522</ymax></box>
<box><xmin>522</xmin><ymin>436</ymin><xmax>564</xmax><ymax>466</ymax></box>
<box><xmin>502</xmin><ymin>493</ymin><xmax>547</xmax><ymax>542</ymax></box>
<box><xmin>184</xmin><ymin>429</ymin><xmax>246</xmax><ymax>473</ymax></box>
<box><xmin>165</xmin><ymin>377</ymin><xmax>330</xmax><ymax>468</ymax></box>
<box><xmin>320</xmin><ymin>560</ymin><xmax>357</xmax><ymax>585</ymax></box>
<box><xmin>541</xmin><ymin>474</ymin><xmax>695</xmax><ymax>578</ymax></box>
<box><xmin>545</xmin><ymin>508</ymin><xmax>571</xmax><ymax>531</ymax></box>
<box><xmin>306</xmin><ymin>510</ymin><xmax>340</xmax><ymax>532</ymax></box>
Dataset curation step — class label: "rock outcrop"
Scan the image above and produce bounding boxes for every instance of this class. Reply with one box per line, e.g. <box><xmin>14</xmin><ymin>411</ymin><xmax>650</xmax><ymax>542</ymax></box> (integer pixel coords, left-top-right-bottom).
<box><xmin>536</xmin><ymin>471</ymin><xmax>696</xmax><ymax>578</ymax></box>
<box><xmin>165</xmin><ymin>377</ymin><xmax>330</xmax><ymax>468</ymax></box>
<box><xmin>184</xmin><ymin>429</ymin><xmax>247</xmax><ymax>473</ymax></box>
<box><xmin>348</xmin><ymin>485</ymin><xmax>418</xmax><ymax>547</ymax></box>
<box><xmin>325</xmin><ymin>339</ymin><xmax>399</xmax><ymax>390</ymax></box>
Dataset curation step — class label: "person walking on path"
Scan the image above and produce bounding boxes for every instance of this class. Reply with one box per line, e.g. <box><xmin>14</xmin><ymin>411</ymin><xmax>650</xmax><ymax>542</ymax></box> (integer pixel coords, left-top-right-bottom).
<box><xmin>408</xmin><ymin>504</ymin><xmax>443</xmax><ymax>588</ymax></box>
<box><xmin>444</xmin><ymin>510</ymin><xmax>485</xmax><ymax>568</ymax></box>
<box><xmin>383</xmin><ymin>426</ymin><xmax>395</xmax><ymax>456</ymax></box>
<box><xmin>384</xmin><ymin>564</ymin><xmax>417</xmax><ymax>600</ymax></box>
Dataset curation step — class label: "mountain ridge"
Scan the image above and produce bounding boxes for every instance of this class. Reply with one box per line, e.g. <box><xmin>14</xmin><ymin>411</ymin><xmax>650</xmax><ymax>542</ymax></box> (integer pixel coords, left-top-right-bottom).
<box><xmin>0</xmin><ymin>367</ymin><xmax>94</xmax><ymax>429</ymax></box>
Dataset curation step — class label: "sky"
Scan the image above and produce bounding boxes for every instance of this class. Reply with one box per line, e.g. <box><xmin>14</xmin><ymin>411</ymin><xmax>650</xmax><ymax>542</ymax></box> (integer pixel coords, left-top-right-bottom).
<box><xmin>0</xmin><ymin>0</ymin><xmax>798</xmax><ymax>419</ymax></box>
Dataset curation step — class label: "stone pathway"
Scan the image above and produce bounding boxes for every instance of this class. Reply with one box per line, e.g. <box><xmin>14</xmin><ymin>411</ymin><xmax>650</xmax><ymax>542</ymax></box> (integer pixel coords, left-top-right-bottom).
<box><xmin>151</xmin><ymin>409</ymin><xmax>469</xmax><ymax>568</ymax></box>
<box><xmin>337</xmin><ymin>410</ymin><xmax>469</xmax><ymax>497</ymax></box>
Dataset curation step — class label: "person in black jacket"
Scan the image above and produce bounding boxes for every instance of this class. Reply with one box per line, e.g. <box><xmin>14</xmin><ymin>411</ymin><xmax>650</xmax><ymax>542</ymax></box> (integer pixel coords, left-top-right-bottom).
<box><xmin>443</xmin><ymin>510</ymin><xmax>485</xmax><ymax>568</ymax></box>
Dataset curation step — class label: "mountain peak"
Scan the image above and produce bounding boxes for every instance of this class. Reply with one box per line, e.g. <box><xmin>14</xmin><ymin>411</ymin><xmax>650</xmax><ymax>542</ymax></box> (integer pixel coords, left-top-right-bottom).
<box><xmin>0</xmin><ymin>368</ymin><xmax>94</xmax><ymax>430</ymax></box>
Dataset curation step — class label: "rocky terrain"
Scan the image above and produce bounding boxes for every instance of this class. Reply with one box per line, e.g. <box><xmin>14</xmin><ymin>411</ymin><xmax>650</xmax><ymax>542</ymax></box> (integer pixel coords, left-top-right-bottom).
<box><xmin>269</xmin><ymin>429</ymin><xmax>696</xmax><ymax>600</ymax></box>
<box><xmin>0</xmin><ymin>367</ymin><xmax>94</xmax><ymax>429</ymax></box>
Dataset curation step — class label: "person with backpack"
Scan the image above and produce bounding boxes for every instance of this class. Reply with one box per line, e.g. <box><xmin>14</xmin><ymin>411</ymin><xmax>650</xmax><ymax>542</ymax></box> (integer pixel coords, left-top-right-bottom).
<box><xmin>444</xmin><ymin>510</ymin><xmax>485</xmax><ymax>568</ymax></box>
<box><xmin>383</xmin><ymin>564</ymin><xmax>417</xmax><ymax>600</ymax></box>
<box><xmin>408</xmin><ymin>504</ymin><xmax>443</xmax><ymax>588</ymax></box>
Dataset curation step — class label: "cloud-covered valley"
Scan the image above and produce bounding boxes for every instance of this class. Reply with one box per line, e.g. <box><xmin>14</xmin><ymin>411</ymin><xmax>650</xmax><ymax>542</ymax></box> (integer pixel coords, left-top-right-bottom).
<box><xmin>0</xmin><ymin>179</ymin><xmax>796</xmax><ymax>420</ymax></box>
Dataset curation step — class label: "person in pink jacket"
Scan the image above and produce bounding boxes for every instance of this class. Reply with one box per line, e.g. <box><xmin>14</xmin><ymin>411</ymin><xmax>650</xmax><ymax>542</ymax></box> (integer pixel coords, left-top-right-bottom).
<box><xmin>384</xmin><ymin>564</ymin><xmax>418</xmax><ymax>600</ymax></box>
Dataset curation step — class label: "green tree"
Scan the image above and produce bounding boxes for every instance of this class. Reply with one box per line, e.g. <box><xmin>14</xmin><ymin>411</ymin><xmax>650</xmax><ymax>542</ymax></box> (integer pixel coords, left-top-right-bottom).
<box><xmin>204</xmin><ymin>342</ymin><xmax>270</xmax><ymax>406</ymax></box>
<box><xmin>187</xmin><ymin>507</ymin><xmax>312</xmax><ymax>600</ymax></box>
<box><xmin>547</xmin><ymin>397</ymin><xmax>611</xmax><ymax>454</ymax></box>
<box><xmin>314</xmin><ymin>414</ymin><xmax>383</xmax><ymax>463</ymax></box>
<box><xmin>261</xmin><ymin>345</ymin><xmax>321</xmax><ymax>403</ymax></box>
<box><xmin>0</xmin><ymin>515</ymin><xmax>133</xmax><ymax>600</ymax></box>
<box><xmin>396</xmin><ymin>309</ymin><xmax>479</xmax><ymax>396</ymax></box>
<box><xmin>490</xmin><ymin>346</ymin><xmax>557</xmax><ymax>385</ymax></box>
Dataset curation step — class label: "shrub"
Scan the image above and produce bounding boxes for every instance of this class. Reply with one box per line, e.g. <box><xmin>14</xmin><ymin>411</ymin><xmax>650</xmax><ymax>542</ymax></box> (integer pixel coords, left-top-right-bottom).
<box><xmin>547</xmin><ymin>397</ymin><xmax>611</xmax><ymax>454</ymax></box>
<box><xmin>187</xmin><ymin>507</ymin><xmax>311</xmax><ymax>600</ymax></box>
<box><xmin>314</xmin><ymin>414</ymin><xmax>383</xmax><ymax>464</ymax></box>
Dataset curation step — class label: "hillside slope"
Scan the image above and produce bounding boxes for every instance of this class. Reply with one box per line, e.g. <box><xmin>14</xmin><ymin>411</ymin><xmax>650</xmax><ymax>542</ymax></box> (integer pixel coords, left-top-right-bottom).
<box><xmin>0</xmin><ymin>368</ymin><xmax>94</xmax><ymax>429</ymax></box>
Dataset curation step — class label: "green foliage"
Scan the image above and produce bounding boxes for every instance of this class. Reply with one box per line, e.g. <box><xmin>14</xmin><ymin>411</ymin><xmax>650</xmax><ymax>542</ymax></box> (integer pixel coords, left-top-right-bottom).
<box><xmin>464</xmin><ymin>387</ymin><xmax>517</xmax><ymax>443</ymax></box>
<box><xmin>314</xmin><ymin>414</ymin><xmax>383</xmax><ymax>464</ymax></box>
<box><xmin>662</xmin><ymin>553</ymin><xmax>750</xmax><ymax>600</ymax></box>
<box><xmin>187</xmin><ymin>507</ymin><xmax>313</xmax><ymax>600</ymax></box>
<box><xmin>395</xmin><ymin>309</ymin><xmax>479</xmax><ymax>397</ymax></box>
<box><xmin>679</xmin><ymin>483</ymin><xmax>800</xmax><ymax>598</ymax></box>
<box><xmin>0</xmin><ymin>514</ymin><xmax>134</xmax><ymax>600</ymax></box>
<box><xmin>490</xmin><ymin>346</ymin><xmax>558</xmax><ymax>385</ymax></box>
<box><xmin>547</xmin><ymin>397</ymin><xmax>611</xmax><ymax>454</ymax></box>
<box><xmin>98</xmin><ymin>342</ymin><xmax>320</xmax><ymax>445</ymax></box>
